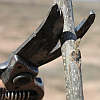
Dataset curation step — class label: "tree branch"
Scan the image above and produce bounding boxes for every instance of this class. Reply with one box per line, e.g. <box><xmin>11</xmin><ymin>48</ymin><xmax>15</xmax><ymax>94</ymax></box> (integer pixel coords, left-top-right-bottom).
<box><xmin>54</xmin><ymin>0</ymin><xmax>84</xmax><ymax>100</ymax></box>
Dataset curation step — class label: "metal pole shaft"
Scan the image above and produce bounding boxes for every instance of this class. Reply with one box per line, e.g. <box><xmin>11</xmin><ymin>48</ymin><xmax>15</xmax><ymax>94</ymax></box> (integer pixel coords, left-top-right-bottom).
<box><xmin>54</xmin><ymin>0</ymin><xmax>84</xmax><ymax>100</ymax></box>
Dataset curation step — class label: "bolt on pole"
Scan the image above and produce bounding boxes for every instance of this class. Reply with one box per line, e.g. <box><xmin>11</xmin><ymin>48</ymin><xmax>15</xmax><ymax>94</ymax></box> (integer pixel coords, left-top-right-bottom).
<box><xmin>54</xmin><ymin>0</ymin><xmax>84</xmax><ymax>100</ymax></box>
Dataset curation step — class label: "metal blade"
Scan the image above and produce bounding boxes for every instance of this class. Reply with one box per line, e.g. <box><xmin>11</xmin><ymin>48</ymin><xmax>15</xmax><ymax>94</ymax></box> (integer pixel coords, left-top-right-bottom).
<box><xmin>12</xmin><ymin>4</ymin><xmax>63</xmax><ymax>67</ymax></box>
<box><xmin>76</xmin><ymin>11</ymin><xmax>95</xmax><ymax>39</ymax></box>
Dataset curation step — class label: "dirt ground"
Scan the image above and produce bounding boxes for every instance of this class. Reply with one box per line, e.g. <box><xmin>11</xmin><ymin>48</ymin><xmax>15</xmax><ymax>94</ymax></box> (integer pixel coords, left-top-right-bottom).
<box><xmin>0</xmin><ymin>1</ymin><xmax>100</xmax><ymax>100</ymax></box>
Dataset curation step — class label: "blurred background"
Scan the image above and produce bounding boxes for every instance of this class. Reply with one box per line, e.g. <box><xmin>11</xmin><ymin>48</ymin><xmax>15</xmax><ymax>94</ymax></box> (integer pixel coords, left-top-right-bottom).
<box><xmin>0</xmin><ymin>0</ymin><xmax>100</xmax><ymax>100</ymax></box>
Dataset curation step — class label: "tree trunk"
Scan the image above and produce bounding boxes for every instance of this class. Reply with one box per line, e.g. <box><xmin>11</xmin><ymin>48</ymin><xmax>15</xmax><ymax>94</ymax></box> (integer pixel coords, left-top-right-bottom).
<box><xmin>54</xmin><ymin>0</ymin><xmax>84</xmax><ymax>100</ymax></box>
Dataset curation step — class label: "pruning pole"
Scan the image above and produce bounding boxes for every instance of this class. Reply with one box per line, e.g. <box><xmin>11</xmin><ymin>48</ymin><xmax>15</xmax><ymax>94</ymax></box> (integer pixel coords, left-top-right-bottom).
<box><xmin>54</xmin><ymin>0</ymin><xmax>84</xmax><ymax>100</ymax></box>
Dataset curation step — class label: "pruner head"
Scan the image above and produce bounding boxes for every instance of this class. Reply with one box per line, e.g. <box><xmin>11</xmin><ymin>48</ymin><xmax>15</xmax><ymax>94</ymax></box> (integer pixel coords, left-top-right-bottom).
<box><xmin>0</xmin><ymin>4</ymin><xmax>64</xmax><ymax>100</ymax></box>
<box><xmin>0</xmin><ymin>55</ymin><xmax>44</xmax><ymax>100</ymax></box>
<box><xmin>40</xmin><ymin>10</ymin><xmax>96</xmax><ymax>65</ymax></box>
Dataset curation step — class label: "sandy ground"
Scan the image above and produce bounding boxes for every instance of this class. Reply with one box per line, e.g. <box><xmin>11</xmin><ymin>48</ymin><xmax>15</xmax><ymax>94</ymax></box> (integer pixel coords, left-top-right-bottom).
<box><xmin>0</xmin><ymin>1</ymin><xmax>100</xmax><ymax>100</ymax></box>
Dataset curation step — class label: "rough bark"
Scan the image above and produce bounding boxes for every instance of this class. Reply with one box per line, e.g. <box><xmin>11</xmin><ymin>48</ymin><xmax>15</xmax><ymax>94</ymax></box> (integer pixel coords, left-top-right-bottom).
<box><xmin>54</xmin><ymin>0</ymin><xmax>84</xmax><ymax>100</ymax></box>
